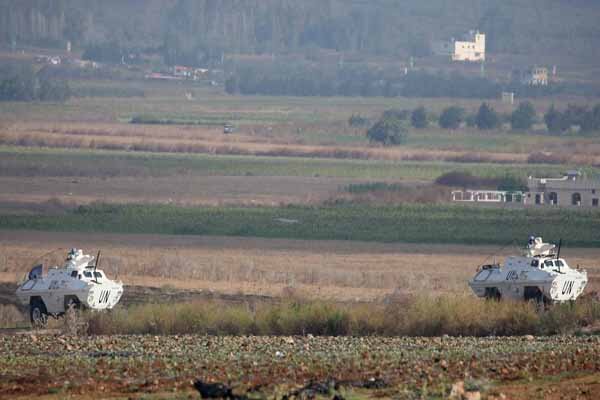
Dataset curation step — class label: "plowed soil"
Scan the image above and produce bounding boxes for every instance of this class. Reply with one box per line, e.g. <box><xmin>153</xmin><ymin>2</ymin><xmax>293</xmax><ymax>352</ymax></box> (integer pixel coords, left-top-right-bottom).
<box><xmin>1</xmin><ymin>334</ymin><xmax>600</xmax><ymax>399</ymax></box>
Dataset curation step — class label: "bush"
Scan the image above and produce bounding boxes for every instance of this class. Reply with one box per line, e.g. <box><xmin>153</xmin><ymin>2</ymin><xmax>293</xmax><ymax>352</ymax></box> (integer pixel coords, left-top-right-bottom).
<box><xmin>439</xmin><ymin>106</ymin><xmax>465</xmax><ymax>129</ymax></box>
<box><xmin>475</xmin><ymin>102</ymin><xmax>500</xmax><ymax>130</ymax></box>
<box><xmin>411</xmin><ymin>106</ymin><xmax>428</xmax><ymax>129</ymax></box>
<box><xmin>435</xmin><ymin>171</ymin><xmax>495</xmax><ymax>188</ymax></box>
<box><xmin>366</xmin><ymin>115</ymin><xmax>407</xmax><ymax>145</ymax></box>
<box><xmin>511</xmin><ymin>101</ymin><xmax>536</xmax><ymax>131</ymax></box>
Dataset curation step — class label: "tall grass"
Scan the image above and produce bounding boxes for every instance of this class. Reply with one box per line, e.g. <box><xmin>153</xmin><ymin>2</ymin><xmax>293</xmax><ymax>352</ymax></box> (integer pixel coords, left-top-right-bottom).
<box><xmin>85</xmin><ymin>296</ymin><xmax>600</xmax><ymax>336</ymax></box>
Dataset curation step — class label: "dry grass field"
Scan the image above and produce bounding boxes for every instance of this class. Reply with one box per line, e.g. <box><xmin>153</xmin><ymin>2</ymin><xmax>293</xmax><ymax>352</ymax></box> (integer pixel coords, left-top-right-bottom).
<box><xmin>0</xmin><ymin>175</ymin><xmax>361</xmax><ymax>207</ymax></box>
<box><xmin>2</xmin><ymin>119</ymin><xmax>600</xmax><ymax>166</ymax></box>
<box><xmin>1</xmin><ymin>230</ymin><xmax>599</xmax><ymax>302</ymax></box>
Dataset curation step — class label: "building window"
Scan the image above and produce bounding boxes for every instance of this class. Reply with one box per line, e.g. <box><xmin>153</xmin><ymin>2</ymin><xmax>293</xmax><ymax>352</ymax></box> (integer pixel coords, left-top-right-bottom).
<box><xmin>548</xmin><ymin>192</ymin><xmax>558</xmax><ymax>205</ymax></box>
<box><xmin>593</xmin><ymin>189</ymin><xmax>596</xmax><ymax>194</ymax></box>
<box><xmin>593</xmin><ymin>199</ymin><xmax>599</xmax><ymax>207</ymax></box>
<box><xmin>572</xmin><ymin>192</ymin><xmax>582</xmax><ymax>206</ymax></box>
<box><xmin>535</xmin><ymin>194</ymin><xmax>542</xmax><ymax>205</ymax></box>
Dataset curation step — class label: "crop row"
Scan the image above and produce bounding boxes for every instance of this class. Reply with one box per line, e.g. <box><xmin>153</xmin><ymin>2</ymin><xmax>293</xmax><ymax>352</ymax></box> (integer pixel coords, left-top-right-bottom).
<box><xmin>2</xmin><ymin>202</ymin><xmax>600</xmax><ymax>246</ymax></box>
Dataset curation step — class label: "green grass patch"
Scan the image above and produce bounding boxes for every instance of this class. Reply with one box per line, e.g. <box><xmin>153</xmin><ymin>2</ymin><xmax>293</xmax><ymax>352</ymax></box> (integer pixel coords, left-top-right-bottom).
<box><xmin>2</xmin><ymin>202</ymin><xmax>600</xmax><ymax>246</ymax></box>
<box><xmin>1</xmin><ymin>146</ymin><xmax>595</xmax><ymax>180</ymax></box>
<box><xmin>345</xmin><ymin>182</ymin><xmax>405</xmax><ymax>193</ymax></box>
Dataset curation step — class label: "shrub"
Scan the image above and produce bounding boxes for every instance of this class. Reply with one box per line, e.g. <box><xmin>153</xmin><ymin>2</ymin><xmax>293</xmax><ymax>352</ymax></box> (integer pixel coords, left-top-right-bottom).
<box><xmin>439</xmin><ymin>106</ymin><xmax>465</xmax><ymax>129</ymax></box>
<box><xmin>366</xmin><ymin>115</ymin><xmax>407</xmax><ymax>145</ymax></box>
<box><xmin>475</xmin><ymin>102</ymin><xmax>500</xmax><ymax>130</ymax></box>
<box><xmin>434</xmin><ymin>171</ymin><xmax>491</xmax><ymax>188</ymax></box>
<box><xmin>410</xmin><ymin>106</ymin><xmax>428</xmax><ymax>129</ymax></box>
<box><xmin>511</xmin><ymin>101</ymin><xmax>536</xmax><ymax>131</ymax></box>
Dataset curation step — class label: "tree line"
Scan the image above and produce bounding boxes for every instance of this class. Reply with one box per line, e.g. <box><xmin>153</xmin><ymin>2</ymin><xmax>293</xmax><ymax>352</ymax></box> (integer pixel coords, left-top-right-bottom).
<box><xmin>224</xmin><ymin>63</ymin><xmax>600</xmax><ymax>99</ymax></box>
<box><xmin>362</xmin><ymin>102</ymin><xmax>600</xmax><ymax>146</ymax></box>
<box><xmin>4</xmin><ymin>0</ymin><xmax>600</xmax><ymax>66</ymax></box>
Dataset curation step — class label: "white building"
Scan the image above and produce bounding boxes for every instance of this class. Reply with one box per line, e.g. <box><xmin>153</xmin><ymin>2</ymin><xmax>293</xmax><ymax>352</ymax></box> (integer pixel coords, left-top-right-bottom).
<box><xmin>452</xmin><ymin>31</ymin><xmax>485</xmax><ymax>62</ymax></box>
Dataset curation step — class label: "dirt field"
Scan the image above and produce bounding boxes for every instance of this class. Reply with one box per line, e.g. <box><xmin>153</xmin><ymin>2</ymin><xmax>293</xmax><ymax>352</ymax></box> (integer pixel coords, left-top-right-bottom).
<box><xmin>0</xmin><ymin>175</ymin><xmax>368</xmax><ymax>208</ymax></box>
<box><xmin>1</xmin><ymin>230</ymin><xmax>599</xmax><ymax>302</ymax></box>
<box><xmin>1</xmin><ymin>333</ymin><xmax>599</xmax><ymax>399</ymax></box>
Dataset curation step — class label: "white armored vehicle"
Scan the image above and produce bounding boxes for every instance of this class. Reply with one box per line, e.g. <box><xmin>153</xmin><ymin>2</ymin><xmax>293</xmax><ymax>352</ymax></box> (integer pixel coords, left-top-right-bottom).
<box><xmin>469</xmin><ymin>237</ymin><xmax>588</xmax><ymax>303</ymax></box>
<box><xmin>15</xmin><ymin>249</ymin><xmax>123</xmax><ymax>327</ymax></box>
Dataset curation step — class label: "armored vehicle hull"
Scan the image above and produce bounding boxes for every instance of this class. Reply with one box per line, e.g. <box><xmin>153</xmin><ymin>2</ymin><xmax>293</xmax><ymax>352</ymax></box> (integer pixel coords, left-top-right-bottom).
<box><xmin>15</xmin><ymin>249</ymin><xmax>123</xmax><ymax>326</ymax></box>
<box><xmin>469</xmin><ymin>237</ymin><xmax>587</xmax><ymax>303</ymax></box>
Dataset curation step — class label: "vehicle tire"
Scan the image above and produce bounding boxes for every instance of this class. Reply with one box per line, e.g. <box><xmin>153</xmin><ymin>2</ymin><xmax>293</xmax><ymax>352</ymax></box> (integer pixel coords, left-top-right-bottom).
<box><xmin>30</xmin><ymin>299</ymin><xmax>48</xmax><ymax>329</ymax></box>
<box><xmin>484</xmin><ymin>287</ymin><xmax>501</xmax><ymax>301</ymax></box>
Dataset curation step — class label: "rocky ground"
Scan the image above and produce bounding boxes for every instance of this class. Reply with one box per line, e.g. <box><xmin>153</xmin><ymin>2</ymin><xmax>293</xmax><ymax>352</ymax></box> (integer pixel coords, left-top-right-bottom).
<box><xmin>1</xmin><ymin>334</ymin><xmax>599</xmax><ymax>399</ymax></box>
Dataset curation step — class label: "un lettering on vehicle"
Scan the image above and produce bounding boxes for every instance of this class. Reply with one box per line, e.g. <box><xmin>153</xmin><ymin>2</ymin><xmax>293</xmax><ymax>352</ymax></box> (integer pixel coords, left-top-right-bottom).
<box><xmin>562</xmin><ymin>281</ymin><xmax>575</xmax><ymax>295</ymax></box>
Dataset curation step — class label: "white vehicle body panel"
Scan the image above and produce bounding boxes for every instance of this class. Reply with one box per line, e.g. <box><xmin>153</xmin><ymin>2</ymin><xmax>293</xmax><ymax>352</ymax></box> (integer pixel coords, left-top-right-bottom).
<box><xmin>15</xmin><ymin>249</ymin><xmax>123</xmax><ymax>315</ymax></box>
<box><xmin>469</xmin><ymin>237</ymin><xmax>588</xmax><ymax>302</ymax></box>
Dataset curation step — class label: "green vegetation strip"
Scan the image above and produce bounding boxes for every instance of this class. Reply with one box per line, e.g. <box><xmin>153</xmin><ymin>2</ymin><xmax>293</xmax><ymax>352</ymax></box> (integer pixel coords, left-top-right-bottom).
<box><xmin>1</xmin><ymin>146</ymin><xmax>595</xmax><ymax>180</ymax></box>
<box><xmin>2</xmin><ymin>203</ymin><xmax>600</xmax><ymax>246</ymax></box>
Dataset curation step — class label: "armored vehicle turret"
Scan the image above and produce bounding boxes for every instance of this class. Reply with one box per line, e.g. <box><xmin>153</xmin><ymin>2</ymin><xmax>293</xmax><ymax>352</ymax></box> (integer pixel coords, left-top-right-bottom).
<box><xmin>469</xmin><ymin>237</ymin><xmax>588</xmax><ymax>303</ymax></box>
<box><xmin>15</xmin><ymin>249</ymin><xmax>123</xmax><ymax>327</ymax></box>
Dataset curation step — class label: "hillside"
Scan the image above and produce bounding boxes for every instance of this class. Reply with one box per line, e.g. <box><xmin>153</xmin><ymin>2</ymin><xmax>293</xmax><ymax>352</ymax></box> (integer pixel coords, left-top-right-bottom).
<box><xmin>1</xmin><ymin>0</ymin><xmax>600</xmax><ymax>66</ymax></box>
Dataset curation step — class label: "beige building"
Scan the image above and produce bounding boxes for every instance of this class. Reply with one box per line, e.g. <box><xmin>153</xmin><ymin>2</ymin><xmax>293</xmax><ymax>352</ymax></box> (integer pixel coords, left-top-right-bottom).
<box><xmin>527</xmin><ymin>171</ymin><xmax>599</xmax><ymax>207</ymax></box>
<box><xmin>452</xmin><ymin>30</ymin><xmax>486</xmax><ymax>62</ymax></box>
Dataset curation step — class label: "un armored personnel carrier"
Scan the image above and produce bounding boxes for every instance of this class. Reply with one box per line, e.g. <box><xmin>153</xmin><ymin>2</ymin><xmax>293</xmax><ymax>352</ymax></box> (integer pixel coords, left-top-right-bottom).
<box><xmin>469</xmin><ymin>237</ymin><xmax>588</xmax><ymax>303</ymax></box>
<box><xmin>15</xmin><ymin>249</ymin><xmax>123</xmax><ymax>327</ymax></box>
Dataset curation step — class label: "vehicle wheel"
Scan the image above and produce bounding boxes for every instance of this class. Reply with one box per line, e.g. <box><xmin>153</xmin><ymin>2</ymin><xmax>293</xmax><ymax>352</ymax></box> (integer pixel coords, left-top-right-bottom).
<box><xmin>484</xmin><ymin>287</ymin><xmax>501</xmax><ymax>301</ymax></box>
<box><xmin>30</xmin><ymin>300</ymin><xmax>48</xmax><ymax>329</ymax></box>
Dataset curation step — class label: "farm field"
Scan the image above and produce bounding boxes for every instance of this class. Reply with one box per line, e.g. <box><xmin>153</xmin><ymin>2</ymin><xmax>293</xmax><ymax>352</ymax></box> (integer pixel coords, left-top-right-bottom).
<box><xmin>1</xmin><ymin>334</ymin><xmax>600</xmax><ymax>399</ymax></box>
<box><xmin>0</xmin><ymin>175</ymin><xmax>359</xmax><ymax>207</ymax></box>
<box><xmin>1</xmin><ymin>231</ymin><xmax>599</xmax><ymax>302</ymax></box>
<box><xmin>3</xmin><ymin>146</ymin><xmax>593</xmax><ymax>181</ymax></box>
<box><xmin>2</xmin><ymin>202</ymin><xmax>600</xmax><ymax>247</ymax></box>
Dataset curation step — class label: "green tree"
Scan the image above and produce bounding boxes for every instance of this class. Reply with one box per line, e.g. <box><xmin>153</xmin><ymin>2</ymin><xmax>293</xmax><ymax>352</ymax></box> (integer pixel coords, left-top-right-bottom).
<box><xmin>476</xmin><ymin>102</ymin><xmax>500</xmax><ymax>130</ymax></box>
<box><xmin>439</xmin><ymin>106</ymin><xmax>465</xmax><ymax>129</ymax></box>
<box><xmin>411</xmin><ymin>106</ymin><xmax>428</xmax><ymax>129</ymax></box>
<box><xmin>366</xmin><ymin>116</ymin><xmax>407</xmax><ymax>146</ymax></box>
<box><xmin>581</xmin><ymin>104</ymin><xmax>600</xmax><ymax>133</ymax></box>
<box><xmin>544</xmin><ymin>105</ymin><xmax>568</xmax><ymax>134</ymax></box>
<box><xmin>511</xmin><ymin>101</ymin><xmax>536</xmax><ymax>131</ymax></box>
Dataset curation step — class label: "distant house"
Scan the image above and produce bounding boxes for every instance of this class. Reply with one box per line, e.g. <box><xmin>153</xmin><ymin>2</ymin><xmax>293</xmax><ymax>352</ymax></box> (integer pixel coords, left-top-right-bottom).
<box><xmin>451</xmin><ymin>171</ymin><xmax>600</xmax><ymax>208</ymax></box>
<box><xmin>522</xmin><ymin>67</ymin><xmax>549</xmax><ymax>86</ymax></box>
<box><xmin>527</xmin><ymin>171</ymin><xmax>599</xmax><ymax>207</ymax></box>
<box><xmin>452</xmin><ymin>30</ymin><xmax>486</xmax><ymax>62</ymax></box>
